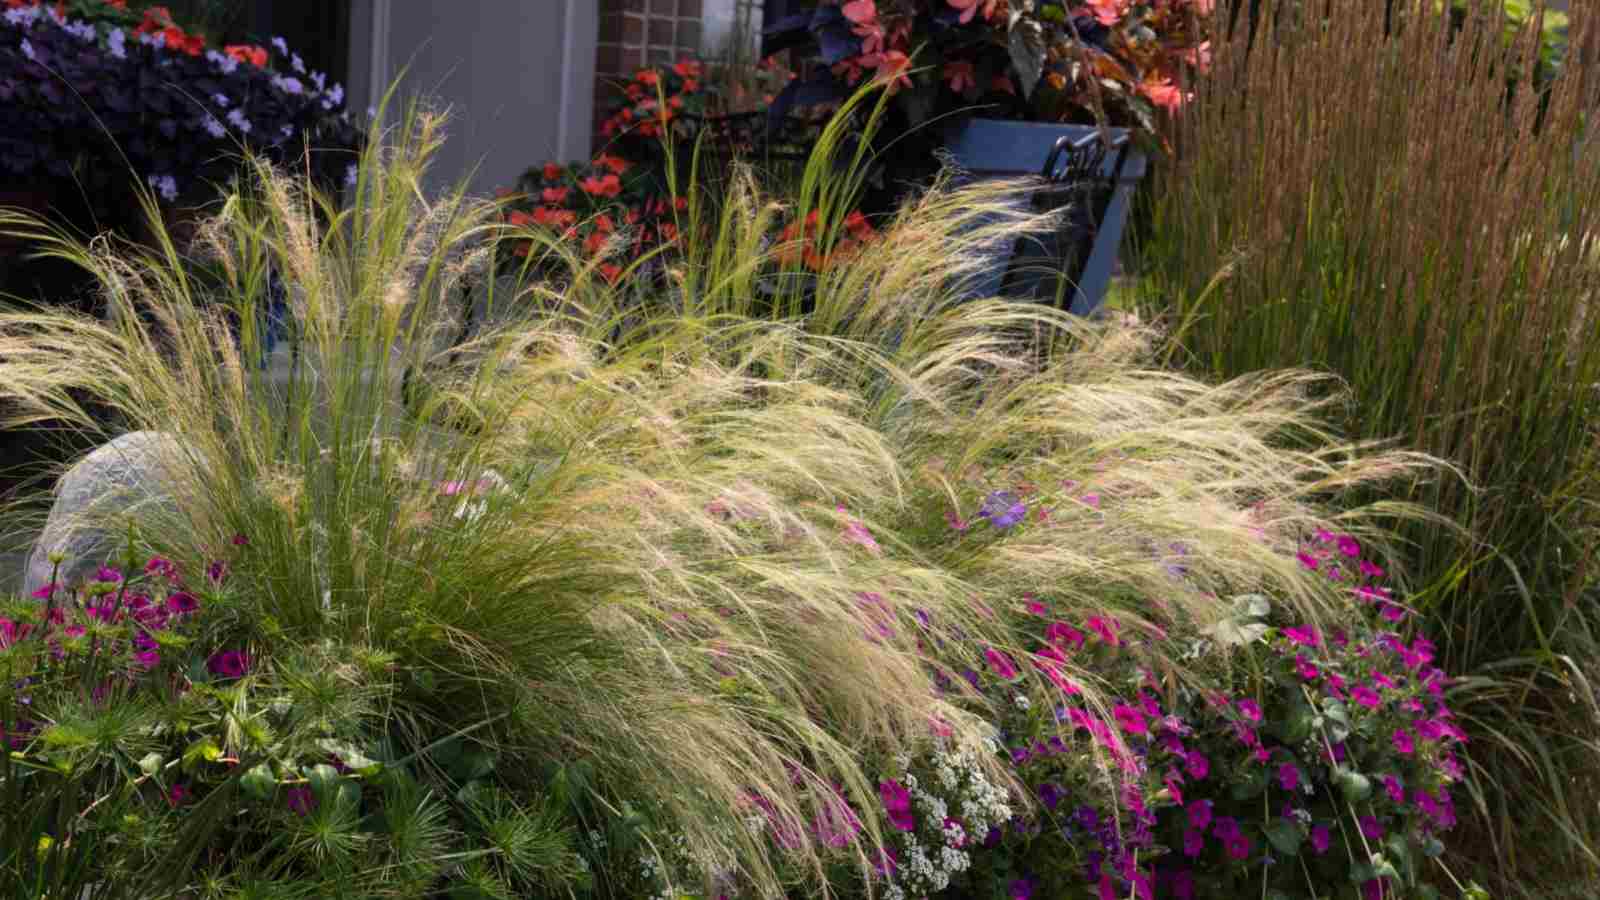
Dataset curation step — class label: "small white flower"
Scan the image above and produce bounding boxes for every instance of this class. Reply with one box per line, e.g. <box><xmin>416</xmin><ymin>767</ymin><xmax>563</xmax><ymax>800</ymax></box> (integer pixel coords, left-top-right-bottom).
<box><xmin>201</xmin><ymin>115</ymin><xmax>225</xmax><ymax>139</ymax></box>
<box><xmin>1013</xmin><ymin>693</ymin><xmax>1031</xmax><ymax>710</ymax></box>
<box><xmin>65</xmin><ymin>21</ymin><xmax>96</xmax><ymax>42</ymax></box>
<box><xmin>107</xmin><ymin>27</ymin><xmax>126</xmax><ymax>59</ymax></box>
<box><xmin>290</xmin><ymin>52</ymin><xmax>304</xmax><ymax>73</ymax></box>
<box><xmin>322</xmin><ymin>82</ymin><xmax>344</xmax><ymax>110</ymax></box>
<box><xmin>344</xmin><ymin>163</ymin><xmax>359</xmax><ymax>187</ymax></box>
<box><xmin>212</xmin><ymin>92</ymin><xmax>230</xmax><ymax>108</ymax></box>
<box><xmin>226</xmin><ymin>108</ymin><xmax>252</xmax><ymax>134</ymax></box>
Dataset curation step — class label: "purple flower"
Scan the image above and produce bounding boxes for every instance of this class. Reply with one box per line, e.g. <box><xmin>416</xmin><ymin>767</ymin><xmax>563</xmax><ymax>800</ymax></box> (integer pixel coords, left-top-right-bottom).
<box><xmin>978</xmin><ymin>491</ymin><xmax>1028</xmax><ymax>529</ymax></box>
<box><xmin>286</xmin><ymin>784</ymin><xmax>316</xmax><ymax>816</ymax></box>
<box><xmin>1384</xmin><ymin>774</ymin><xmax>1405</xmax><ymax>804</ymax></box>
<box><xmin>879</xmin><ymin>779</ymin><xmax>914</xmax><ymax>831</ymax></box>
<box><xmin>1223</xmin><ymin>834</ymin><xmax>1250</xmax><ymax>860</ymax></box>
<box><xmin>207</xmin><ymin>650</ymin><xmax>251</xmax><ymax>680</ymax></box>
<box><xmin>1038</xmin><ymin>783</ymin><xmax>1063</xmax><ymax>810</ymax></box>
<box><xmin>1008</xmin><ymin>878</ymin><xmax>1034</xmax><ymax>900</ymax></box>
<box><xmin>30</xmin><ymin>582</ymin><xmax>57</xmax><ymax>601</ymax></box>
<box><xmin>1182</xmin><ymin>827</ymin><xmax>1204</xmax><ymax>857</ymax></box>
<box><xmin>1186</xmin><ymin>799</ymin><xmax>1213</xmax><ymax>831</ymax></box>
<box><xmin>145</xmin><ymin>557</ymin><xmax>178</xmax><ymax>580</ymax></box>
<box><xmin>1211</xmin><ymin>815</ymin><xmax>1240</xmax><ymax>841</ymax></box>
<box><xmin>166</xmin><ymin>783</ymin><xmax>190</xmax><ymax>807</ymax></box>
<box><xmin>165</xmin><ymin>592</ymin><xmax>199</xmax><ymax>615</ymax></box>
<box><xmin>1184</xmin><ymin>750</ymin><xmax>1210</xmax><ymax>780</ymax></box>
<box><xmin>1310</xmin><ymin>824</ymin><xmax>1330</xmax><ymax>854</ymax></box>
<box><xmin>1277</xmin><ymin>763</ymin><xmax>1299</xmax><ymax>791</ymax></box>
<box><xmin>95</xmin><ymin>566</ymin><xmax>123</xmax><ymax>584</ymax></box>
<box><xmin>1236</xmin><ymin>698</ymin><xmax>1262</xmax><ymax>723</ymax></box>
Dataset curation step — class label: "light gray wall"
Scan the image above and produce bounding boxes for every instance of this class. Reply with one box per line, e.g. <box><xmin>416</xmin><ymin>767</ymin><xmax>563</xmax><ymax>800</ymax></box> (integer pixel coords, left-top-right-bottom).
<box><xmin>347</xmin><ymin>0</ymin><xmax>597</xmax><ymax>199</ymax></box>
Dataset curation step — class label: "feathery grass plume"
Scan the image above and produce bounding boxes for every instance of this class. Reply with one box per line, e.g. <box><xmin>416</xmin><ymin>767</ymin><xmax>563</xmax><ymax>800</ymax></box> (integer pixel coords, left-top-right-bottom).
<box><xmin>0</xmin><ymin>93</ymin><xmax>1034</xmax><ymax>896</ymax></box>
<box><xmin>1139</xmin><ymin>0</ymin><xmax>1600</xmax><ymax>891</ymax></box>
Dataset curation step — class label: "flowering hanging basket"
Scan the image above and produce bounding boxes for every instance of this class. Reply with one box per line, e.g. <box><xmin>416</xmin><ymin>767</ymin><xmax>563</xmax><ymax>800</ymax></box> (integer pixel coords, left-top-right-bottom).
<box><xmin>0</xmin><ymin>3</ymin><xmax>361</xmax><ymax>220</ymax></box>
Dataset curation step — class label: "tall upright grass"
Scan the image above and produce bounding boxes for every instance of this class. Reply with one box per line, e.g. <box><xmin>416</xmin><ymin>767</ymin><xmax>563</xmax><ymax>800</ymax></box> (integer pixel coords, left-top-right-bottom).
<box><xmin>1140</xmin><ymin>0</ymin><xmax>1600</xmax><ymax>890</ymax></box>
<box><xmin>0</xmin><ymin>85</ymin><xmax>1441</xmax><ymax>895</ymax></box>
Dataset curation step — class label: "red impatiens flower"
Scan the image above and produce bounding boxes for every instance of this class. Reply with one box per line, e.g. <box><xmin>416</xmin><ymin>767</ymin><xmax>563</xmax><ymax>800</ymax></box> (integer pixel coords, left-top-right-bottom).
<box><xmin>943</xmin><ymin>60</ymin><xmax>977</xmax><ymax>93</ymax></box>
<box><xmin>580</xmin><ymin>174</ymin><xmax>622</xmax><ymax>198</ymax></box>
<box><xmin>542</xmin><ymin>162</ymin><xmax>563</xmax><ymax>181</ymax></box>
<box><xmin>541</xmin><ymin>186</ymin><xmax>569</xmax><ymax>205</ymax></box>
<box><xmin>225</xmin><ymin>44</ymin><xmax>268</xmax><ymax>67</ymax></box>
<box><xmin>593</xmin><ymin>153</ymin><xmax>631</xmax><ymax>175</ymax></box>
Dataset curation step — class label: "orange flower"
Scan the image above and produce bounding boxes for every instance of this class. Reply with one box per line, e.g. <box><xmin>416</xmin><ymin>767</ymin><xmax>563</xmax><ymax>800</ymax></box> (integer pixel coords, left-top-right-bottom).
<box><xmin>225</xmin><ymin>45</ymin><xmax>267</xmax><ymax>67</ymax></box>
<box><xmin>865</xmin><ymin>50</ymin><xmax>912</xmax><ymax>92</ymax></box>
<box><xmin>844</xmin><ymin>210</ymin><xmax>875</xmax><ymax>241</ymax></box>
<box><xmin>1139</xmin><ymin>76</ymin><xmax>1188</xmax><ymax>113</ymax></box>
<box><xmin>162</xmin><ymin>26</ymin><xmax>186</xmax><ymax>50</ymax></box>
<box><xmin>507</xmin><ymin>210</ymin><xmax>535</xmax><ymax>228</ymax></box>
<box><xmin>943</xmin><ymin>60</ymin><xmax>976</xmax><ymax>94</ymax></box>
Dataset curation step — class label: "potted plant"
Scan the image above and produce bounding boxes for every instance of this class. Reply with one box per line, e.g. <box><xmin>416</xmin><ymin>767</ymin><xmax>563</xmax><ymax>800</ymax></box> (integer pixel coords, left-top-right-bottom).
<box><xmin>762</xmin><ymin>0</ymin><xmax>1212</xmax><ymax>312</ymax></box>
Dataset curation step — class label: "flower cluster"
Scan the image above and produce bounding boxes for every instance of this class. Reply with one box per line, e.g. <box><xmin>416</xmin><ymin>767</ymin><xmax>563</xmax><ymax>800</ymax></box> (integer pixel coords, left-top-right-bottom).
<box><xmin>766</xmin><ymin>0</ymin><xmax>1213</xmax><ymax>133</ymax></box>
<box><xmin>1</xmin><ymin>0</ymin><xmax>360</xmax><ymax>201</ymax></box>
<box><xmin>875</xmin><ymin>741</ymin><xmax>1015</xmax><ymax>898</ymax></box>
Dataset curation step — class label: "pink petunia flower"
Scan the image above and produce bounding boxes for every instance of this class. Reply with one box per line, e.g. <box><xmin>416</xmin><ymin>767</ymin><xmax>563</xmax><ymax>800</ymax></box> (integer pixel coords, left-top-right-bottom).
<box><xmin>879</xmin><ymin>779</ymin><xmax>914</xmax><ymax>831</ymax></box>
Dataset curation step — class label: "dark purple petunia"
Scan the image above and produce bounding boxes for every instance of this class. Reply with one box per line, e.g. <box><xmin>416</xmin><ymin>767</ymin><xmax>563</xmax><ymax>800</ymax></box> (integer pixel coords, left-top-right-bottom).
<box><xmin>207</xmin><ymin>649</ymin><xmax>250</xmax><ymax>679</ymax></box>
<box><xmin>978</xmin><ymin>490</ymin><xmax>1028</xmax><ymax>530</ymax></box>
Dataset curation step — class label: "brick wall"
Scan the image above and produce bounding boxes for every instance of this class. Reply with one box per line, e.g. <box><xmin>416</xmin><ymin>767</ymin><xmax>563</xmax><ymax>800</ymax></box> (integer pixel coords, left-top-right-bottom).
<box><xmin>594</xmin><ymin>0</ymin><xmax>705</xmax><ymax>150</ymax></box>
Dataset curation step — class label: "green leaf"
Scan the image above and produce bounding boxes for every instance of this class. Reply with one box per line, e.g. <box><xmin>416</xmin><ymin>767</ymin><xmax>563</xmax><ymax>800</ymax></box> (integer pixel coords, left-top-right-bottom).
<box><xmin>1281</xmin><ymin>703</ymin><xmax>1316</xmax><ymax>743</ymax></box>
<box><xmin>1264</xmin><ymin>820</ymin><xmax>1303</xmax><ymax>856</ymax></box>
<box><xmin>1230</xmin><ymin>768</ymin><xmax>1267</xmax><ymax>801</ymax></box>
<box><xmin>138</xmin><ymin>752</ymin><xmax>164</xmax><ymax>776</ymax></box>
<box><xmin>306</xmin><ymin>763</ymin><xmax>341</xmax><ymax>801</ymax></box>
<box><xmin>1421</xmin><ymin>835</ymin><xmax>1446</xmax><ymax>858</ymax></box>
<box><xmin>1335</xmin><ymin>768</ymin><xmax>1372</xmax><ymax>803</ymax></box>
<box><xmin>182</xmin><ymin>738</ymin><xmax>222</xmax><ymax>772</ymax></box>
<box><xmin>317</xmin><ymin>739</ymin><xmax>383</xmax><ymax>775</ymax></box>
<box><xmin>1007</xmin><ymin>15</ymin><xmax>1046</xmax><ymax>99</ymax></box>
<box><xmin>240</xmin><ymin>763</ymin><xmax>277</xmax><ymax>801</ymax></box>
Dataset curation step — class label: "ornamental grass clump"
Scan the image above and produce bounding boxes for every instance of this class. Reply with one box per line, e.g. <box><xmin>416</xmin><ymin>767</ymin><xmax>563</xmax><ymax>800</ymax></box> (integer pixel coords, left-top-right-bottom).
<box><xmin>1139</xmin><ymin>0</ymin><xmax>1600</xmax><ymax>891</ymax></box>
<box><xmin>0</xmin><ymin>85</ymin><xmax>1441</xmax><ymax>896</ymax></box>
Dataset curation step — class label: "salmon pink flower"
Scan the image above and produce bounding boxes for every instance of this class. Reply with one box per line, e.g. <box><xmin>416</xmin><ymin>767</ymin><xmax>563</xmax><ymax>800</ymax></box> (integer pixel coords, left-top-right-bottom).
<box><xmin>841</xmin><ymin>0</ymin><xmax>876</xmax><ymax>24</ymax></box>
<box><xmin>946</xmin><ymin>0</ymin><xmax>997</xmax><ymax>24</ymax></box>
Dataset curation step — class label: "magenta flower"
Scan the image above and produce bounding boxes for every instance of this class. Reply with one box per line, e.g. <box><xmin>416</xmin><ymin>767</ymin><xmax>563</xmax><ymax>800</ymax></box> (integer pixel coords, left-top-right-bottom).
<box><xmin>1046</xmin><ymin>621</ymin><xmax>1086</xmax><ymax>649</ymax></box>
<box><xmin>1182</xmin><ymin>827</ymin><xmax>1204</xmax><ymax>857</ymax></box>
<box><xmin>1351</xmin><ymin>685</ymin><xmax>1381</xmax><ymax>709</ymax></box>
<box><xmin>879</xmin><ymin>779</ymin><xmax>914</xmax><ymax>831</ymax></box>
<box><xmin>1008</xmin><ymin>878</ymin><xmax>1034</xmax><ymax>900</ymax></box>
<box><xmin>810</xmin><ymin>794</ymin><xmax>862</xmax><ymax>848</ymax></box>
<box><xmin>1379</xmin><ymin>602</ymin><xmax>1407</xmax><ymax>623</ymax></box>
<box><xmin>1277</xmin><ymin>763</ymin><xmax>1299</xmax><ymax>791</ymax></box>
<box><xmin>1392</xmin><ymin>727</ymin><xmax>1415</xmax><ymax>754</ymax></box>
<box><xmin>207</xmin><ymin>560</ymin><xmax>228</xmax><ymax>584</ymax></box>
<box><xmin>231</xmin><ymin>533</ymin><xmax>250</xmax><ymax>546</ymax></box>
<box><xmin>1113</xmin><ymin>704</ymin><xmax>1147</xmax><ymax>735</ymax></box>
<box><xmin>1294</xmin><ymin>654</ymin><xmax>1320</xmax><ymax>681</ymax></box>
<box><xmin>984</xmin><ymin>647</ymin><xmax>1018</xmax><ymax>680</ymax></box>
<box><xmin>1223</xmin><ymin>834</ymin><xmax>1250</xmax><ymax>860</ymax></box>
<box><xmin>1184</xmin><ymin>750</ymin><xmax>1210</xmax><ymax>780</ymax></box>
<box><xmin>133</xmin><ymin>650</ymin><xmax>160</xmax><ymax>669</ymax></box>
<box><xmin>165</xmin><ymin>592</ymin><xmax>199</xmax><ymax>615</ymax></box>
<box><xmin>1363</xmin><ymin>879</ymin><xmax>1389</xmax><ymax>900</ymax></box>
<box><xmin>145</xmin><ymin>557</ymin><xmax>178</xmax><ymax>579</ymax></box>
<box><xmin>1283</xmin><ymin>625</ymin><xmax>1319</xmax><ymax>647</ymax></box>
<box><xmin>1360</xmin><ymin>559</ymin><xmax>1385</xmax><ymax>578</ymax></box>
<box><xmin>1236</xmin><ymin>698</ymin><xmax>1263</xmax><ymax>723</ymax></box>
<box><xmin>1211</xmin><ymin>816</ymin><xmax>1240</xmax><ymax>841</ymax></box>
<box><xmin>95</xmin><ymin>566</ymin><xmax>123</xmax><ymax>583</ymax></box>
<box><xmin>1295</xmin><ymin>551</ymin><xmax>1319</xmax><ymax>571</ymax></box>
<box><xmin>1310</xmin><ymin>823</ymin><xmax>1331</xmax><ymax>854</ymax></box>
<box><xmin>30</xmin><ymin>582</ymin><xmax>57</xmax><ymax>600</ymax></box>
<box><xmin>945</xmin><ymin>509</ymin><xmax>970</xmax><ymax>531</ymax></box>
<box><xmin>1314</xmin><ymin>528</ymin><xmax>1336</xmax><ymax>543</ymax></box>
<box><xmin>836</xmin><ymin>505</ymin><xmax>880</xmax><ymax>554</ymax></box>
<box><xmin>870</xmin><ymin>846</ymin><xmax>898</xmax><ymax>878</ymax></box>
<box><xmin>207</xmin><ymin>650</ymin><xmax>251</xmax><ymax>680</ymax></box>
<box><xmin>1337</xmin><ymin>535</ymin><xmax>1361</xmax><ymax>558</ymax></box>
<box><xmin>1384</xmin><ymin>774</ymin><xmax>1405</xmax><ymax>804</ymax></box>
<box><xmin>1086</xmin><ymin>616</ymin><xmax>1120</xmax><ymax>646</ymax></box>
<box><xmin>166</xmin><ymin>783</ymin><xmax>190</xmax><ymax>807</ymax></box>
<box><xmin>1187</xmin><ymin>799</ymin><xmax>1213</xmax><ymax>831</ymax></box>
<box><xmin>1359</xmin><ymin>815</ymin><xmax>1384</xmax><ymax>840</ymax></box>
